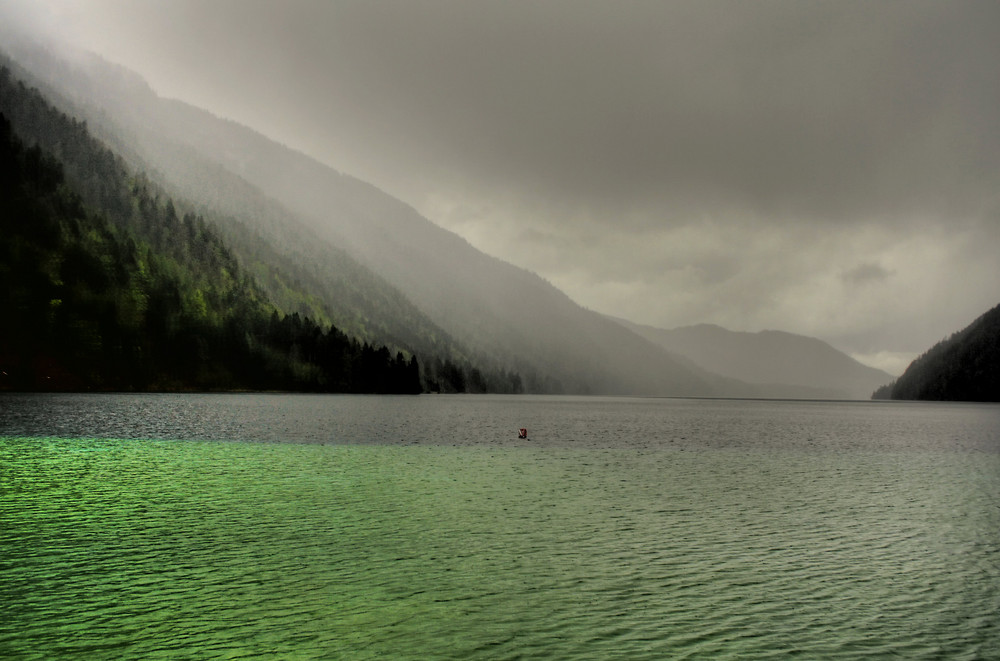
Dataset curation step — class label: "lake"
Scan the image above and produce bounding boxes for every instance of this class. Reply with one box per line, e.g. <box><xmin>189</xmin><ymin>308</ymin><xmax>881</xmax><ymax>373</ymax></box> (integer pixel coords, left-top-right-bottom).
<box><xmin>2</xmin><ymin>393</ymin><xmax>999</xmax><ymax>659</ymax></box>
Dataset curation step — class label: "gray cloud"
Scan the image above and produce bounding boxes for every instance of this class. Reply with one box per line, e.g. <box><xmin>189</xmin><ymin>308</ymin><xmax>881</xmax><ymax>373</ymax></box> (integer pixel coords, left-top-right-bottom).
<box><xmin>288</xmin><ymin>1</ymin><xmax>999</xmax><ymax>225</ymax></box>
<box><xmin>3</xmin><ymin>0</ymin><xmax>998</xmax><ymax>373</ymax></box>
<box><xmin>841</xmin><ymin>263</ymin><xmax>892</xmax><ymax>287</ymax></box>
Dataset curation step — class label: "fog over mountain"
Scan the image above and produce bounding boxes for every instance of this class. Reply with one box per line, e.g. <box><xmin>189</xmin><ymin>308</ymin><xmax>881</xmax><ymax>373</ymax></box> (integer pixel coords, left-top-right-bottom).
<box><xmin>3</xmin><ymin>0</ymin><xmax>997</xmax><ymax>377</ymax></box>
<box><xmin>1</xmin><ymin>33</ymin><xmax>728</xmax><ymax>396</ymax></box>
<box><xmin>3</xmin><ymin>1</ymin><xmax>998</xmax><ymax>383</ymax></box>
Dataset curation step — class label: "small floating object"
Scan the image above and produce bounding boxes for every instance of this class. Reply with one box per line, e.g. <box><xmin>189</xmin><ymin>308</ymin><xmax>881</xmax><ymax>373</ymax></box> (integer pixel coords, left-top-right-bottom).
<box><xmin>518</xmin><ymin>428</ymin><xmax>528</xmax><ymax>439</ymax></box>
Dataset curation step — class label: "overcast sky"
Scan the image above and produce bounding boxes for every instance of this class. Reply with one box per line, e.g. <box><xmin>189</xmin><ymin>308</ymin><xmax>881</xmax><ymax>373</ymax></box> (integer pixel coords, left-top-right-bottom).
<box><xmin>4</xmin><ymin>0</ymin><xmax>999</xmax><ymax>374</ymax></box>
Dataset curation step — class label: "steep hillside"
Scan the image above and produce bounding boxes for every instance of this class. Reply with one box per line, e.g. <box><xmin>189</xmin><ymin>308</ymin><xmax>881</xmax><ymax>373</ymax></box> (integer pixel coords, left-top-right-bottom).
<box><xmin>3</xmin><ymin>36</ymin><xmax>716</xmax><ymax>396</ymax></box>
<box><xmin>0</xmin><ymin>47</ymin><xmax>457</xmax><ymax>352</ymax></box>
<box><xmin>0</xmin><ymin>97</ymin><xmax>418</xmax><ymax>392</ymax></box>
<box><xmin>173</xmin><ymin>116</ymin><xmax>713</xmax><ymax>395</ymax></box>
<box><xmin>873</xmin><ymin>303</ymin><xmax>1000</xmax><ymax>402</ymax></box>
<box><xmin>1</xmin><ymin>43</ymin><xmax>529</xmax><ymax>393</ymax></box>
<box><xmin>619</xmin><ymin>320</ymin><xmax>893</xmax><ymax>399</ymax></box>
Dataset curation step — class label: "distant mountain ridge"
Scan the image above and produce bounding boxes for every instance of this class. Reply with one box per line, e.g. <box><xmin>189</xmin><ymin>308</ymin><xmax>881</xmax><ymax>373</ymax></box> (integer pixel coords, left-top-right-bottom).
<box><xmin>873</xmin><ymin>303</ymin><xmax>1000</xmax><ymax>401</ymax></box>
<box><xmin>616</xmin><ymin>319</ymin><xmax>894</xmax><ymax>399</ymax></box>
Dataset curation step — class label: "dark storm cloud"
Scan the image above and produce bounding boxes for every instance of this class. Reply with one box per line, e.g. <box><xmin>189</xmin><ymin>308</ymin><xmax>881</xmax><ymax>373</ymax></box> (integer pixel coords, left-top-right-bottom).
<box><xmin>841</xmin><ymin>263</ymin><xmax>892</xmax><ymax>287</ymax></box>
<box><xmin>219</xmin><ymin>0</ymin><xmax>999</xmax><ymax>226</ymax></box>
<box><xmin>35</xmin><ymin>0</ymin><xmax>996</xmax><ymax>225</ymax></box>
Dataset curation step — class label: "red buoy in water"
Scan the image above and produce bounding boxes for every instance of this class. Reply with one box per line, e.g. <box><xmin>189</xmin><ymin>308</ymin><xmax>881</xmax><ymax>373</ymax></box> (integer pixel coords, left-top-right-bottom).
<box><xmin>518</xmin><ymin>428</ymin><xmax>528</xmax><ymax>439</ymax></box>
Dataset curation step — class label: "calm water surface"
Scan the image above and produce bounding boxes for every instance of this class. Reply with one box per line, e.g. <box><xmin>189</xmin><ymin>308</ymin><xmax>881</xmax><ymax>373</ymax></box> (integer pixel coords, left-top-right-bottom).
<box><xmin>2</xmin><ymin>394</ymin><xmax>999</xmax><ymax>659</ymax></box>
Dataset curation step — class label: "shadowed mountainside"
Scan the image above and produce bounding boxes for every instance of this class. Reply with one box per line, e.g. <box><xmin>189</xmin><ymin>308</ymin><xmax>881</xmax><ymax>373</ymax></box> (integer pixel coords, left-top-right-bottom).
<box><xmin>873</xmin><ymin>302</ymin><xmax>1000</xmax><ymax>402</ymax></box>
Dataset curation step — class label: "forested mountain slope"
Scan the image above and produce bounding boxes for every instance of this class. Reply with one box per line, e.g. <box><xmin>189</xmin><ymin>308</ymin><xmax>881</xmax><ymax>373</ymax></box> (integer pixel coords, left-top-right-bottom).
<box><xmin>147</xmin><ymin>98</ymin><xmax>712</xmax><ymax>394</ymax></box>
<box><xmin>872</xmin><ymin>303</ymin><xmax>1000</xmax><ymax>402</ymax></box>
<box><xmin>618</xmin><ymin>320</ymin><xmax>894</xmax><ymax>399</ymax></box>
<box><xmin>0</xmin><ymin>91</ymin><xmax>418</xmax><ymax>392</ymax></box>
<box><xmin>2</xmin><ymin>36</ymin><xmax>716</xmax><ymax>396</ymax></box>
<box><xmin>0</xmin><ymin>43</ymin><xmax>524</xmax><ymax>393</ymax></box>
<box><xmin>0</xmin><ymin>47</ymin><xmax>491</xmax><ymax>386</ymax></box>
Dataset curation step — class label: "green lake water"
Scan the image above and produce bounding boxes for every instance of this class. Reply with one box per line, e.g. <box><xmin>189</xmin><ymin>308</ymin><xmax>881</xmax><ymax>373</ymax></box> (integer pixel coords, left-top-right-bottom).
<box><xmin>2</xmin><ymin>395</ymin><xmax>999</xmax><ymax>658</ymax></box>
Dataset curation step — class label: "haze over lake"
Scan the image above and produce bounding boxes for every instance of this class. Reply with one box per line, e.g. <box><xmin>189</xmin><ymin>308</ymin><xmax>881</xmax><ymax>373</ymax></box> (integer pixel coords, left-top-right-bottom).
<box><xmin>3</xmin><ymin>394</ymin><xmax>999</xmax><ymax>658</ymax></box>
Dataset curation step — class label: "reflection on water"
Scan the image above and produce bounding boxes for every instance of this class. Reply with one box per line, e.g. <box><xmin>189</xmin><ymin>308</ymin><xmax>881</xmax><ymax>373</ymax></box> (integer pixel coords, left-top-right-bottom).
<box><xmin>1</xmin><ymin>395</ymin><xmax>999</xmax><ymax>658</ymax></box>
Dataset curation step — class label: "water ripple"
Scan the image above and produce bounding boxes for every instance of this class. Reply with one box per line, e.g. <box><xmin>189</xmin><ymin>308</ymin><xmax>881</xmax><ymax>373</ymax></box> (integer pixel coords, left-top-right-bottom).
<box><xmin>2</xmin><ymin>397</ymin><xmax>1000</xmax><ymax>658</ymax></box>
